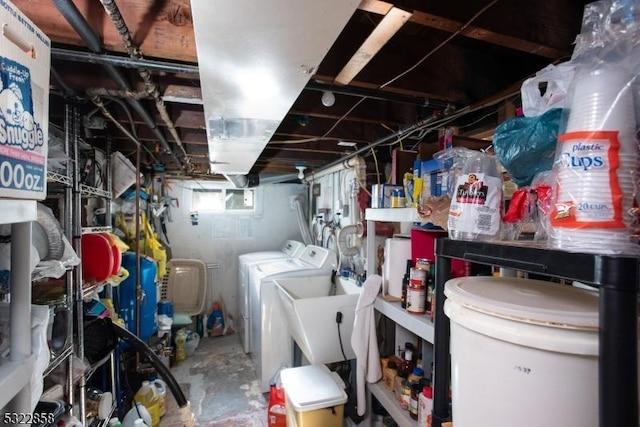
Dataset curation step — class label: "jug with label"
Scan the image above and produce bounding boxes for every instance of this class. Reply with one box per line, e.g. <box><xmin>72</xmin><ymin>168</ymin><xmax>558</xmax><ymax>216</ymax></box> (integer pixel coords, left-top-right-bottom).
<box><xmin>448</xmin><ymin>151</ymin><xmax>502</xmax><ymax>241</ymax></box>
<box><xmin>133</xmin><ymin>381</ymin><xmax>161</xmax><ymax>427</ymax></box>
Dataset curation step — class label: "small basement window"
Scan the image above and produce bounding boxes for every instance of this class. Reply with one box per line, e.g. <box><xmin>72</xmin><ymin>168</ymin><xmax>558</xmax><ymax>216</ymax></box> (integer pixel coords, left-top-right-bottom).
<box><xmin>192</xmin><ymin>188</ymin><xmax>254</xmax><ymax>211</ymax></box>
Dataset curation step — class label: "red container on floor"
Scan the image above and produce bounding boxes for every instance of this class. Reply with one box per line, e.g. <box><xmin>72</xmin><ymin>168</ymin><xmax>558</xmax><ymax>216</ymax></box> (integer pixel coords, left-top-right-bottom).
<box><xmin>268</xmin><ymin>384</ymin><xmax>286</xmax><ymax>427</ymax></box>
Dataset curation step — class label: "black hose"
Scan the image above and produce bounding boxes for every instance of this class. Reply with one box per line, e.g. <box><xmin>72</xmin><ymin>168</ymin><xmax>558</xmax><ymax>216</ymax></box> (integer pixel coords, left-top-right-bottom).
<box><xmin>112</xmin><ymin>322</ymin><xmax>188</xmax><ymax>408</ymax></box>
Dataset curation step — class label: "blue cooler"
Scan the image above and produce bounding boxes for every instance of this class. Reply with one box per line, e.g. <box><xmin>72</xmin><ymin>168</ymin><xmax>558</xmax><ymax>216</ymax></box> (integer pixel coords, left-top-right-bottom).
<box><xmin>117</xmin><ymin>252</ymin><xmax>158</xmax><ymax>341</ymax></box>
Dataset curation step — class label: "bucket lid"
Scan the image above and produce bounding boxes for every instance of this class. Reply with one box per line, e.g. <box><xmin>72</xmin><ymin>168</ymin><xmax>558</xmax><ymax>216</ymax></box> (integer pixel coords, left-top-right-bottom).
<box><xmin>444</xmin><ymin>277</ymin><xmax>598</xmax><ymax>329</ymax></box>
<box><xmin>280</xmin><ymin>364</ymin><xmax>348</xmax><ymax>412</ymax></box>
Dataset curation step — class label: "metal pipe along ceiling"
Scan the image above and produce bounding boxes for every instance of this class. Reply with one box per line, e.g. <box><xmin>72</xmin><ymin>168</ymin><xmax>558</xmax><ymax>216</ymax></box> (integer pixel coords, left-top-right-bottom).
<box><xmin>52</xmin><ymin>0</ymin><xmax>186</xmax><ymax>172</ymax></box>
<box><xmin>98</xmin><ymin>0</ymin><xmax>191</xmax><ymax>172</ymax></box>
<box><xmin>51</xmin><ymin>47</ymin><xmax>200</xmax><ymax>75</ymax></box>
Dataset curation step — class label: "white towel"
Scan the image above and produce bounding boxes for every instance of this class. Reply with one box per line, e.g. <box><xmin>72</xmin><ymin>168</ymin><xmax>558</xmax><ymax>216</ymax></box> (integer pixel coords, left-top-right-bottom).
<box><xmin>350</xmin><ymin>274</ymin><xmax>382</xmax><ymax>416</ymax></box>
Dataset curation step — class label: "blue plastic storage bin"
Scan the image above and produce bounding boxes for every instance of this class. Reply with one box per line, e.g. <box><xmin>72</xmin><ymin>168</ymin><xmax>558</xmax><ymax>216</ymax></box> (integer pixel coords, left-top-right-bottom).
<box><xmin>117</xmin><ymin>252</ymin><xmax>158</xmax><ymax>341</ymax></box>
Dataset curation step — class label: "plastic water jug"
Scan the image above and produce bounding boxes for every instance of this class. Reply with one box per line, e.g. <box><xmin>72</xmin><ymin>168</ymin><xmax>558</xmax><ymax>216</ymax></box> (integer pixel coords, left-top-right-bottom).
<box><xmin>122</xmin><ymin>403</ymin><xmax>152</xmax><ymax>427</ymax></box>
<box><xmin>152</xmin><ymin>379</ymin><xmax>167</xmax><ymax>417</ymax></box>
<box><xmin>133</xmin><ymin>381</ymin><xmax>161</xmax><ymax>427</ymax></box>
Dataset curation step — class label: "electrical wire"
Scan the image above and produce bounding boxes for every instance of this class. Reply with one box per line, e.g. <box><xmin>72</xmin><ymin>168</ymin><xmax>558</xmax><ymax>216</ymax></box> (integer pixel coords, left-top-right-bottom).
<box><xmin>103</xmin><ymin>96</ymin><xmax>139</xmax><ymax>140</ymax></box>
<box><xmin>380</xmin><ymin>0</ymin><xmax>501</xmax><ymax>89</ymax></box>
<box><xmin>337</xmin><ymin>321</ymin><xmax>347</xmax><ymax>362</ymax></box>
<box><xmin>320</xmin><ymin>97</ymin><xmax>367</xmax><ymax>140</ymax></box>
<box><xmin>371</xmin><ymin>148</ymin><xmax>381</xmax><ymax>186</ymax></box>
<box><xmin>314</xmin><ymin>0</ymin><xmax>502</xmax><ymax>149</ymax></box>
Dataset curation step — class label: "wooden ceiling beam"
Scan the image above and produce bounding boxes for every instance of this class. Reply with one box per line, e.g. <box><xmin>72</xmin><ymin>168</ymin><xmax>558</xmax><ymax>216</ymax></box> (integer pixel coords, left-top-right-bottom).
<box><xmin>13</xmin><ymin>0</ymin><xmax>198</xmax><ymax>63</ymax></box>
<box><xmin>358</xmin><ymin>0</ymin><xmax>567</xmax><ymax>59</ymax></box>
<box><xmin>314</xmin><ymin>74</ymin><xmax>448</xmax><ymax>103</ymax></box>
<box><xmin>335</xmin><ymin>7</ymin><xmax>413</xmax><ymax>85</ymax></box>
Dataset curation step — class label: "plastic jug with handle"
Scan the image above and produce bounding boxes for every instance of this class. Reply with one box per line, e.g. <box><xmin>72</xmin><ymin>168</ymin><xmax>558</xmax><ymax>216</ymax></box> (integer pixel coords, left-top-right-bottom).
<box><xmin>133</xmin><ymin>380</ymin><xmax>161</xmax><ymax>427</ymax></box>
<box><xmin>152</xmin><ymin>378</ymin><xmax>167</xmax><ymax>417</ymax></box>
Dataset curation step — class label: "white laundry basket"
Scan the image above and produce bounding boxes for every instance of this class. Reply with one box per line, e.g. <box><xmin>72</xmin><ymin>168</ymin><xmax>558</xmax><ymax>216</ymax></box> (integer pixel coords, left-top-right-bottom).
<box><xmin>443</xmin><ymin>276</ymin><xmax>599</xmax><ymax>427</ymax></box>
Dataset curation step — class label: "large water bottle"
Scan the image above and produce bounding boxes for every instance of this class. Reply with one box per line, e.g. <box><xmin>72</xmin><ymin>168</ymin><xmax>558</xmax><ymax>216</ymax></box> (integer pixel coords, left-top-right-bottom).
<box><xmin>152</xmin><ymin>379</ymin><xmax>168</xmax><ymax>417</ymax></box>
<box><xmin>448</xmin><ymin>151</ymin><xmax>503</xmax><ymax>241</ymax></box>
<box><xmin>133</xmin><ymin>381</ymin><xmax>161</xmax><ymax>427</ymax></box>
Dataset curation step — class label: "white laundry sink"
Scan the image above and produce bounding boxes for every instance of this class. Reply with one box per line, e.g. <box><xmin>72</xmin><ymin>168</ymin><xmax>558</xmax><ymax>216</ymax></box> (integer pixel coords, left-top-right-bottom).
<box><xmin>274</xmin><ymin>276</ymin><xmax>361</xmax><ymax>364</ymax></box>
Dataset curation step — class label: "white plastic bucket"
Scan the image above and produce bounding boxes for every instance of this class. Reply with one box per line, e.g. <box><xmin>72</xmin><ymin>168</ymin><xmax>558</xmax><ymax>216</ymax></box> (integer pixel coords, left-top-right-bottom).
<box><xmin>444</xmin><ymin>276</ymin><xmax>599</xmax><ymax>427</ymax></box>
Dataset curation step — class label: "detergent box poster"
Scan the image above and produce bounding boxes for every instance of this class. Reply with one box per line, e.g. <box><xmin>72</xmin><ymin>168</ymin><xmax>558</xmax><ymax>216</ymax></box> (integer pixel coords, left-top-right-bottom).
<box><xmin>0</xmin><ymin>0</ymin><xmax>50</xmax><ymax>200</ymax></box>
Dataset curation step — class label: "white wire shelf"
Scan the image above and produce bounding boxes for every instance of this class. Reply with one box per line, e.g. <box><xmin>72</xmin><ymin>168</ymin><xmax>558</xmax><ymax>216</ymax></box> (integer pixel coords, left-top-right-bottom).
<box><xmin>81</xmin><ymin>226</ymin><xmax>112</xmax><ymax>235</ymax></box>
<box><xmin>43</xmin><ymin>344</ymin><xmax>74</xmax><ymax>377</ymax></box>
<box><xmin>46</xmin><ymin>170</ymin><xmax>73</xmax><ymax>187</ymax></box>
<box><xmin>80</xmin><ymin>184</ymin><xmax>111</xmax><ymax>199</ymax></box>
<box><xmin>82</xmin><ymin>282</ymin><xmax>107</xmax><ymax>299</ymax></box>
<box><xmin>85</xmin><ymin>351</ymin><xmax>113</xmax><ymax>381</ymax></box>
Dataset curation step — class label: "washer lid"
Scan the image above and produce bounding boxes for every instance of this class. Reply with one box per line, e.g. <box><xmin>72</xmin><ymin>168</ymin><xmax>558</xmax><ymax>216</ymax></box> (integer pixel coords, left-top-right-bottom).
<box><xmin>444</xmin><ymin>276</ymin><xmax>599</xmax><ymax>329</ymax></box>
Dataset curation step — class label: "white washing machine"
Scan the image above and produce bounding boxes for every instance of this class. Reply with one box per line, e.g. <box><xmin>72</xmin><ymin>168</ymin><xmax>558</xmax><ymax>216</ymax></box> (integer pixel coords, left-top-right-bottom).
<box><xmin>248</xmin><ymin>245</ymin><xmax>336</xmax><ymax>392</ymax></box>
<box><xmin>238</xmin><ymin>240</ymin><xmax>306</xmax><ymax>353</ymax></box>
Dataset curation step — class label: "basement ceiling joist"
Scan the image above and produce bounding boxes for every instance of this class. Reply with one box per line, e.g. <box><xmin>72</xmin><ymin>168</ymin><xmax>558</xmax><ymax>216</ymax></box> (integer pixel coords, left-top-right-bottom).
<box><xmin>21</xmin><ymin>0</ymin><xmax>587</xmax><ymax>176</ymax></box>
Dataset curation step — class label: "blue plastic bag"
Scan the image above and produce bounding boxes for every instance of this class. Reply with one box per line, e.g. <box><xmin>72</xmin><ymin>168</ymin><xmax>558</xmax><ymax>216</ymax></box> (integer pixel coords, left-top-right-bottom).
<box><xmin>493</xmin><ymin>108</ymin><xmax>563</xmax><ymax>187</ymax></box>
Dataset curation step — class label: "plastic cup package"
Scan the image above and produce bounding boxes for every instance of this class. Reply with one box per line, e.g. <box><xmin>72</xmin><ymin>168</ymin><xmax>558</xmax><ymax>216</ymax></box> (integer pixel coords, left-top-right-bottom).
<box><xmin>549</xmin><ymin>64</ymin><xmax>639</xmax><ymax>255</ymax></box>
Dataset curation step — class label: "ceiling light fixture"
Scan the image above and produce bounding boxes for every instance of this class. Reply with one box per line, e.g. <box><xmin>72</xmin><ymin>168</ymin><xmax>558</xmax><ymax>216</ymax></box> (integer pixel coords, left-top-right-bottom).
<box><xmin>295</xmin><ymin>165</ymin><xmax>307</xmax><ymax>180</ymax></box>
<box><xmin>337</xmin><ymin>141</ymin><xmax>357</xmax><ymax>147</ymax></box>
<box><xmin>321</xmin><ymin>90</ymin><xmax>336</xmax><ymax>107</ymax></box>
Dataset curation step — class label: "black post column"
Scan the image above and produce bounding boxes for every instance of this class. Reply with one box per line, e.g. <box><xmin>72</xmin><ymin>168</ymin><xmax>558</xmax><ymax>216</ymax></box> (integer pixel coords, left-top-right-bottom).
<box><xmin>433</xmin><ymin>239</ymin><xmax>452</xmax><ymax>427</ymax></box>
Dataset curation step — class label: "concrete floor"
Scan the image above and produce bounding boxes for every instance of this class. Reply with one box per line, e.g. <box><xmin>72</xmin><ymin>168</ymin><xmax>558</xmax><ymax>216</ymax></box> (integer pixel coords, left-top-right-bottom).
<box><xmin>160</xmin><ymin>333</ymin><xmax>268</xmax><ymax>427</ymax></box>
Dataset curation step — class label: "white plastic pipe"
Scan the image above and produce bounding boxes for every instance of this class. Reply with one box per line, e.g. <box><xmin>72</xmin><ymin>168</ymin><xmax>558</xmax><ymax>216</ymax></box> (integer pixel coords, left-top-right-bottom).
<box><xmin>303</xmin><ymin>155</ymin><xmax>366</xmax><ymax>182</ymax></box>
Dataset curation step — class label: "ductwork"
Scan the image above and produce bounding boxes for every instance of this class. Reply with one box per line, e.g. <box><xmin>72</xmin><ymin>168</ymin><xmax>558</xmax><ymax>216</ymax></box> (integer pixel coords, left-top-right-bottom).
<box><xmin>223</xmin><ymin>174</ymin><xmax>260</xmax><ymax>188</ymax></box>
<box><xmin>224</xmin><ymin>172</ymin><xmax>302</xmax><ymax>188</ymax></box>
<box><xmin>52</xmin><ymin>0</ymin><xmax>185</xmax><ymax>172</ymax></box>
<box><xmin>190</xmin><ymin>0</ymin><xmax>361</xmax><ymax>175</ymax></box>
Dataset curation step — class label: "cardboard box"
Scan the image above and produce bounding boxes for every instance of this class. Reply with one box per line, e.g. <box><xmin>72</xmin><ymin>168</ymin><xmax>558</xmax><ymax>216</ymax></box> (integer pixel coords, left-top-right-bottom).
<box><xmin>0</xmin><ymin>0</ymin><xmax>50</xmax><ymax>199</ymax></box>
<box><xmin>371</xmin><ymin>183</ymin><xmax>403</xmax><ymax>208</ymax></box>
<box><xmin>391</xmin><ymin>148</ymin><xmax>417</xmax><ymax>185</ymax></box>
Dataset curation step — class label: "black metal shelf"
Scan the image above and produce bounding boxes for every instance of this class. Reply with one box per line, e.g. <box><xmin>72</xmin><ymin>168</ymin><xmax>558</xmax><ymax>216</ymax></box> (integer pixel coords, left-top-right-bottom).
<box><xmin>432</xmin><ymin>238</ymin><xmax>639</xmax><ymax>427</ymax></box>
<box><xmin>436</xmin><ymin>238</ymin><xmax>639</xmax><ymax>290</ymax></box>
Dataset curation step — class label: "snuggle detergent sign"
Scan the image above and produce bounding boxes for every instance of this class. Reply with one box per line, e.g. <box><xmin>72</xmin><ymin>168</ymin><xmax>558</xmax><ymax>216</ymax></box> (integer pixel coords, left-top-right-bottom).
<box><xmin>0</xmin><ymin>0</ymin><xmax>50</xmax><ymax>200</ymax></box>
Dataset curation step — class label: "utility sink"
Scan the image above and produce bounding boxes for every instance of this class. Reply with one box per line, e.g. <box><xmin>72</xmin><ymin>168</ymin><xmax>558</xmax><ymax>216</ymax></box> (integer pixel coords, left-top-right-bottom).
<box><xmin>274</xmin><ymin>276</ymin><xmax>361</xmax><ymax>365</ymax></box>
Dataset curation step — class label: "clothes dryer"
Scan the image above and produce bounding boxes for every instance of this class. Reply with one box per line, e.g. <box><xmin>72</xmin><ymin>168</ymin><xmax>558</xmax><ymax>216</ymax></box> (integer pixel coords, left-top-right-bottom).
<box><xmin>237</xmin><ymin>240</ymin><xmax>305</xmax><ymax>352</ymax></box>
<box><xmin>248</xmin><ymin>245</ymin><xmax>336</xmax><ymax>392</ymax></box>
